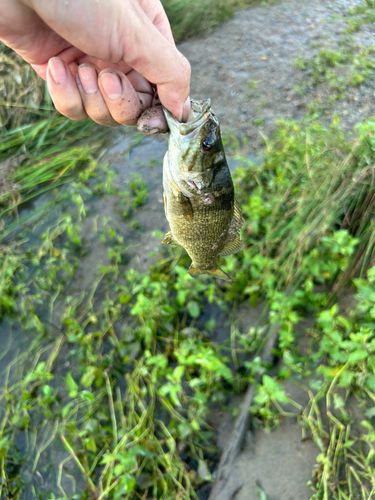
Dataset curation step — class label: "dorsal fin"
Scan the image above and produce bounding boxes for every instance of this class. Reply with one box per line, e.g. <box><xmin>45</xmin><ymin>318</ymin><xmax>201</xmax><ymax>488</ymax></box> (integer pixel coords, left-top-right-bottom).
<box><xmin>234</xmin><ymin>198</ymin><xmax>244</xmax><ymax>229</ymax></box>
<box><xmin>218</xmin><ymin>199</ymin><xmax>244</xmax><ymax>257</ymax></box>
<box><xmin>219</xmin><ymin>235</ymin><xmax>244</xmax><ymax>257</ymax></box>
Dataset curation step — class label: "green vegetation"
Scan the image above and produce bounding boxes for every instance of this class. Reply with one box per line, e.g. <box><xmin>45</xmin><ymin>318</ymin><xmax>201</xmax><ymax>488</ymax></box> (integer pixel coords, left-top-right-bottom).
<box><xmin>2</xmin><ymin>1</ymin><xmax>375</xmax><ymax>498</ymax></box>
<box><xmin>0</xmin><ymin>159</ymin><xmax>235</xmax><ymax>498</ymax></box>
<box><xmin>162</xmin><ymin>0</ymin><xmax>277</xmax><ymax>42</ymax></box>
<box><xmin>293</xmin><ymin>0</ymin><xmax>375</xmax><ymax>116</ymax></box>
<box><xmin>229</xmin><ymin>118</ymin><xmax>375</xmax><ymax>499</ymax></box>
<box><xmin>162</xmin><ymin>0</ymin><xmax>234</xmax><ymax>42</ymax></box>
<box><xmin>0</xmin><ymin>42</ymin><xmax>108</xmax><ymax>243</ymax></box>
<box><xmin>121</xmin><ymin>174</ymin><xmax>149</xmax><ymax>220</ymax></box>
<box><xmin>0</xmin><ymin>44</ymin><xmax>46</xmax><ymax>128</ymax></box>
<box><xmin>346</xmin><ymin>0</ymin><xmax>375</xmax><ymax>34</ymax></box>
<box><xmin>230</xmin><ymin>118</ymin><xmax>375</xmax><ymax>293</ymax></box>
<box><xmin>3</xmin><ymin>111</ymin><xmax>375</xmax><ymax>498</ymax></box>
<box><xmin>294</xmin><ymin>44</ymin><xmax>375</xmax><ymax>99</ymax></box>
<box><xmin>0</xmin><ymin>117</ymin><xmax>107</xmax><ymax>240</ymax></box>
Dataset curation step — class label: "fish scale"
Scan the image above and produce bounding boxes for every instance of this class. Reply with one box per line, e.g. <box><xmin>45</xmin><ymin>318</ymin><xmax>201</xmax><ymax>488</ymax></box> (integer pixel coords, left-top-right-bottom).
<box><xmin>162</xmin><ymin>99</ymin><xmax>244</xmax><ymax>281</ymax></box>
<box><xmin>167</xmin><ymin>197</ymin><xmax>233</xmax><ymax>269</ymax></box>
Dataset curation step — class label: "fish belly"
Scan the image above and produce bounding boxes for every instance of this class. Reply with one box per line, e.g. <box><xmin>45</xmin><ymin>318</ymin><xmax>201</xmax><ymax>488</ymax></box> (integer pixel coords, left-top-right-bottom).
<box><xmin>165</xmin><ymin>186</ymin><xmax>233</xmax><ymax>270</ymax></box>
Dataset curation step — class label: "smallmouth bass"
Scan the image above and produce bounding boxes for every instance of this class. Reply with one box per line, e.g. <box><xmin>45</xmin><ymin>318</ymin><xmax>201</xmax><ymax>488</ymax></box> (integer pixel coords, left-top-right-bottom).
<box><xmin>162</xmin><ymin>99</ymin><xmax>244</xmax><ymax>281</ymax></box>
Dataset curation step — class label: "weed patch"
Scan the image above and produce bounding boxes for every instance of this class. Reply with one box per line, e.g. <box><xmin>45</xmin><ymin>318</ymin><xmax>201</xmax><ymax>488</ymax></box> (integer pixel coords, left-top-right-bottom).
<box><xmin>293</xmin><ymin>1</ymin><xmax>375</xmax><ymax>117</ymax></box>
<box><xmin>162</xmin><ymin>0</ymin><xmax>277</xmax><ymax>42</ymax></box>
<box><xmin>295</xmin><ymin>44</ymin><xmax>375</xmax><ymax>102</ymax></box>
<box><xmin>3</xmin><ymin>113</ymin><xmax>375</xmax><ymax>498</ymax></box>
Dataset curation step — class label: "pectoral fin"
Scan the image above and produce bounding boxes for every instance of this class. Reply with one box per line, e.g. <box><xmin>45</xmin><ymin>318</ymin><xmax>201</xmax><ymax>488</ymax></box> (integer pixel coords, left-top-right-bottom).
<box><xmin>219</xmin><ymin>234</ymin><xmax>244</xmax><ymax>257</ymax></box>
<box><xmin>177</xmin><ymin>191</ymin><xmax>194</xmax><ymax>219</ymax></box>
<box><xmin>188</xmin><ymin>264</ymin><xmax>231</xmax><ymax>282</ymax></box>
<box><xmin>162</xmin><ymin>231</ymin><xmax>181</xmax><ymax>247</ymax></box>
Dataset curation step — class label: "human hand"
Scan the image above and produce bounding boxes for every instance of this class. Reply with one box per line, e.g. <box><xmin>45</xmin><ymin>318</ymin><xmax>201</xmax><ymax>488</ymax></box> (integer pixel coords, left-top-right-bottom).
<box><xmin>0</xmin><ymin>0</ymin><xmax>191</xmax><ymax>132</ymax></box>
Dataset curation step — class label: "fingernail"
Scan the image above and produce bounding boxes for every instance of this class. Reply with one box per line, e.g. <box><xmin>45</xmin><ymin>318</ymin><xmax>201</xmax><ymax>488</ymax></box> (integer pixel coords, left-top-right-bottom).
<box><xmin>49</xmin><ymin>57</ymin><xmax>67</xmax><ymax>84</ymax></box>
<box><xmin>77</xmin><ymin>64</ymin><xmax>98</xmax><ymax>94</ymax></box>
<box><xmin>100</xmin><ymin>70</ymin><xmax>122</xmax><ymax>100</ymax></box>
<box><xmin>181</xmin><ymin>96</ymin><xmax>191</xmax><ymax>123</ymax></box>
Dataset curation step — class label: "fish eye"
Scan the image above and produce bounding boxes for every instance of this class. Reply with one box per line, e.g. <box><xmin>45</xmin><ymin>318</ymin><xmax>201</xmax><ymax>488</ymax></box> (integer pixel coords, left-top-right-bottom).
<box><xmin>202</xmin><ymin>134</ymin><xmax>215</xmax><ymax>152</ymax></box>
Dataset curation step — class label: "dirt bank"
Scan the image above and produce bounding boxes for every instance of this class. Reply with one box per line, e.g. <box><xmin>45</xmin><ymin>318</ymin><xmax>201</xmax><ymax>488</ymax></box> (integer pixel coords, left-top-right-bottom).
<box><xmin>180</xmin><ymin>0</ymin><xmax>374</xmax><ymax>148</ymax></box>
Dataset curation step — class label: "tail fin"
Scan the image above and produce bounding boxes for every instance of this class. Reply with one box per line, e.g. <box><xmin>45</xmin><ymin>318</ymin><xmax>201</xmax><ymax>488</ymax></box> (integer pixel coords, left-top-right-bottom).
<box><xmin>188</xmin><ymin>264</ymin><xmax>231</xmax><ymax>282</ymax></box>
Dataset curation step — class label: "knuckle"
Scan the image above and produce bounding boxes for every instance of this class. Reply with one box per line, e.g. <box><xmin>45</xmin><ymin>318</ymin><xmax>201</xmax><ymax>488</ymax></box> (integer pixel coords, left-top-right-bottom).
<box><xmin>179</xmin><ymin>55</ymin><xmax>191</xmax><ymax>84</ymax></box>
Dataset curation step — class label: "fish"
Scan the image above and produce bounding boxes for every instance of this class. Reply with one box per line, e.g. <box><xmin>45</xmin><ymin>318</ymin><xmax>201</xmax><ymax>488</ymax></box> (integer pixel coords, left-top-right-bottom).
<box><xmin>162</xmin><ymin>98</ymin><xmax>244</xmax><ymax>281</ymax></box>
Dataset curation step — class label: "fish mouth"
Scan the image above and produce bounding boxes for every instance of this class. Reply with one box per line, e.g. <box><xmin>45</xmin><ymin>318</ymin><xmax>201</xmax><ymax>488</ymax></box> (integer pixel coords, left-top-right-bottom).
<box><xmin>163</xmin><ymin>99</ymin><xmax>211</xmax><ymax>137</ymax></box>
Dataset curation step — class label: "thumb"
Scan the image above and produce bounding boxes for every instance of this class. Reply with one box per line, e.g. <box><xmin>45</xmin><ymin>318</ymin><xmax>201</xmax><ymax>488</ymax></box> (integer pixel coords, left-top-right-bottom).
<box><xmin>132</xmin><ymin>33</ymin><xmax>191</xmax><ymax>121</ymax></box>
<box><xmin>123</xmin><ymin>0</ymin><xmax>191</xmax><ymax>120</ymax></box>
<box><xmin>115</xmin><ymin>2</ymin><xmax>191</xmax><ymax>121</ymax></box>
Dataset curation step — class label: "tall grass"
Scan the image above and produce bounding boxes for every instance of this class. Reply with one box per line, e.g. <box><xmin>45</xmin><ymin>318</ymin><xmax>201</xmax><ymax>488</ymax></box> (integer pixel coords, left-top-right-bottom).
<box><xmin>0</xmin><ymin>117</ymin><xmax>106</xmax><ymax>208</ymax></box>
<box><xmin>0</xmin><ymin>43</ymin><xmax>109</xmax><ymax>240</ymax></box>
<box><xmin>229</xmin><ymin>119</ymin><xmax>375</xmax><ymax>293</ymax></box>
<box><xmin>0</xmin><ymin>44</ymin><xmax>46</xmax><ymax>129</ymax></box>
<box><xmin>162</xmin><ymin>0</ymin><xmax>268</xmax><ymax>42</ymax></box>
